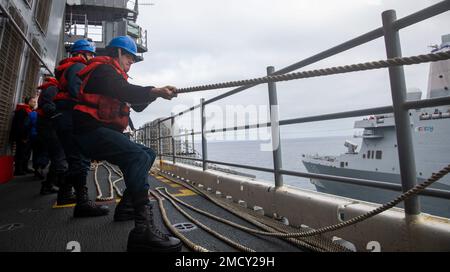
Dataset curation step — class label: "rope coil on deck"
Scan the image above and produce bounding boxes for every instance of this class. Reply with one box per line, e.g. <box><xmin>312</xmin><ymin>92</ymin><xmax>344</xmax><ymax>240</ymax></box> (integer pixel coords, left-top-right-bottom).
<box><xmin>92</xmin><ymin>162</ymin><xmax>124</xmax><ymax>201</ymax></box>
<box><xmin>156</xmin><ymin>163</ymin><xmax>450</xmax><ymax>238</ymax></box>
<box><xmin>155</xmin><ymin>186</ymin><xmax>347</xmax><ymax>252</ymax></box>
<box><xmin>89</xmin><ymin>161</ymin><xmax>450</xmax><ymax>251</ymax></box>
<box><xmin>151</xmin><ymin>189</ymin><xmax>255</xmax><ymax>252</ymax></box>
<box><xmin>154</xmin><ymin>172</ymin><xmax>355</xmax><ymax>252</ymax></box>
<box><xmin>92</xmin><ymin>162</ymin><xmax>336</xmax><ymax>251</ymax></box>
<box><xmin>150</xmin><ymin>190</ymin><xmax>209</xmax><ymax>252</ymax></box>
<box><xmin>177</xmin><ymin>51</ymin><xmax>450</xmax><ymax>93</ymax></box>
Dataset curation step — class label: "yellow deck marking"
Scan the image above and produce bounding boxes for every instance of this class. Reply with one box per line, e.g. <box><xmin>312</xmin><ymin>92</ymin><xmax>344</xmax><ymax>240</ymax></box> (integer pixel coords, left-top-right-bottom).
<box><xmin>172</xmin><ymin>189</ymin><xmax>197</xmax><ymax>197</ymax></box>
<box><xmin>51</xmin><ymin>173</ymin><xmax>175</xmax><ymax>210</ymax></box>
<box><xmin>152</xmin><ymin>174</ymin><xmax>197</xmax><ymax>197</ymax></box>
<box><xmin>52</xmin><ymin>199</ymin><xmax>121</xmax><ymax>209</ymax></box>
<box><xmin>156</xmin><ymin>176</ymin><xmax>171</xmax><ymax>184</ymax></box>
<box><xmin>52</xmin><ymin>203</ymin><xmax>76</xmax><ymax>209</ymax></box>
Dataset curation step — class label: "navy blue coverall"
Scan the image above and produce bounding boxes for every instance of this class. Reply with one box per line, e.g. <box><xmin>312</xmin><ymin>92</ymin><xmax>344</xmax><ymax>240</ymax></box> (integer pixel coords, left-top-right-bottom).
<box><xmin>36</xmin><ymin>85</ymin><xmax>68</xmax><ymax>188</ymax></box>
<box><xmin>73</xmin><ymin>64</ymin><xmax>158</xmax><ymax>194</ymax></box>
<box><xmin>54</xmin><ymin>63</ymin><xmax>91</xmax><ymax>188</ymax></box>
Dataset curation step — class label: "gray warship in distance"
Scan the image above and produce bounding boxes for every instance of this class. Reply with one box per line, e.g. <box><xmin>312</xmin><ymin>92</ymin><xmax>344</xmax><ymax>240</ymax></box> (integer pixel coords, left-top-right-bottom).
<box><xmin>302</xmin><ymin>34</ymin><xmax>450</xmax><ymax>218</ymax></box>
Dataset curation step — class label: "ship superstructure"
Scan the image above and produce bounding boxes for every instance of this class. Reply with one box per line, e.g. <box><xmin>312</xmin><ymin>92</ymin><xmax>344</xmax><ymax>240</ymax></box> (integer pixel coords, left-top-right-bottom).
<box><xmin>0</xmin><ymin>0</ymin><xmax>66</xmax><ymax>155</ymax></box>
<box><xmin>302</xmin><ymin>35</ymin><xmax>450</xmax><ymax>217</ymax></box>
<box><xmin>64</xmin><ymin>0</ymin><xmax>148</xmax><ymax>59</ymax></box>
<box><xmin>0</xmin><ymin>0</ymin><xmax>149</xmax><ymax>157</ymax></box>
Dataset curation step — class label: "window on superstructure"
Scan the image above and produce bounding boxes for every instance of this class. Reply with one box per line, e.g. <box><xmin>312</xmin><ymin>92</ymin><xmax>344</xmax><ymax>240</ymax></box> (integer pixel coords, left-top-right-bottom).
<box><xmin>376</xmin><ymin>151</ymin><xmax>382</xmax><ymax>160</ymax></box>
<box><xmin>35</xmin><ymin>0</ymin><xmax>52</xmax><ymax>34</ymax></box>
<box><xmin>367</xmin><ymin>151</ymin><xmax>370</xmax><ymax>159</ymax></box>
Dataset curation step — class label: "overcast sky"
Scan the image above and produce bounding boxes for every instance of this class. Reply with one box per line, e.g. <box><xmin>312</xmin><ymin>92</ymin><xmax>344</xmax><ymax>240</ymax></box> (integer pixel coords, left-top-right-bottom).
<box><xmin>127</xmin><ymin>0</ymin><xmax>449</xmax><ymax>140</ymax></box>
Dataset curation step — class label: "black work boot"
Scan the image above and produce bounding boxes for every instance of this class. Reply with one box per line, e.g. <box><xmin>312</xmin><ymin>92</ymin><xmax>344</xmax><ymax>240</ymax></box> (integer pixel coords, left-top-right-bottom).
<box><xmin>127</xmin><ymin>190</ymin><xmax>182</xmax><ymax>252</ymax></box>
<box><xmin>114</xmin><ymin>189</ymin><xmax>134</xmax><ymax>222</ymax></box>
<box><xmin>73</xmin><ymin>185</ymin><xmax>109</xmax><ymax>218</ymax></box>
<box><xmin>56</xmin><ymin>175</ymin><xmax>76</xmax><ymax>206</ymax></box>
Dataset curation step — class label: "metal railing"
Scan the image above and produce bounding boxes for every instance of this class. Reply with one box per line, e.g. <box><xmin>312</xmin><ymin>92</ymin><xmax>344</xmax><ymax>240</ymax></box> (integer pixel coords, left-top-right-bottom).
<box><xmin>127</xmin><ymin>21</ymin><xmax>148</xmax><ymax>51</ymax></box>
<box><xmin>134</xmin><ymin>1</ymin><xmax>450</xmax><ymax>216</ymax></box>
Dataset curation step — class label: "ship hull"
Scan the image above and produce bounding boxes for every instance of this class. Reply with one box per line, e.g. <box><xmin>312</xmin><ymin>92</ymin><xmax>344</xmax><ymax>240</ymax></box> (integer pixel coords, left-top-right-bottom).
<box><xmin>303</xmin><ymin>161</ymin><xmax>450</xmax><ymax>218</ymax></box>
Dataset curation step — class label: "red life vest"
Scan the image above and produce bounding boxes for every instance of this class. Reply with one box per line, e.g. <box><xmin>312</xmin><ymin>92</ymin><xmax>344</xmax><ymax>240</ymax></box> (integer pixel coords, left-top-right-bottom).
<box><xmin>15</xmin><ymin>104</ymin><xmax>33</xmax><ymax>115</ymax></box>
<box><xmin>74</xmin><ymin>56</ymin><xmax>130</xmax><ymax>132</ymax></box>
<box><xmin>37</xmin><ymin>77</ymin><xmax>59</xmax><ymax>91</ymax></box>
<box><xmin>36</xmin><ymin>77</ymin><xmax>59</xmax><ymax>117</ymax></box>
<box><xmin>54</xmin><ymin>56</ymin><xmax>87</xmax><ymax>102</ymax></box>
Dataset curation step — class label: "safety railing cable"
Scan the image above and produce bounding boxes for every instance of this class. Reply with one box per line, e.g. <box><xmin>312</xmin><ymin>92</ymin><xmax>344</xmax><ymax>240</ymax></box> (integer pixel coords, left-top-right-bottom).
<box><xmin>176</xmin><ymin>52</ymin><xmax>450</xmax><ymax>94</ymax></box>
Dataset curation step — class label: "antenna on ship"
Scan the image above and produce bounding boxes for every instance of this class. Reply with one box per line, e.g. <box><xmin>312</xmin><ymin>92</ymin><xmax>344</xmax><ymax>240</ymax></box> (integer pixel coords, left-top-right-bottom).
<box><xmin>428</xmin><ymin>44</ymin><xmax>439</xmax><ymax>51</ymax></box>
<box><xmin>132</xmin><ymin>1</ymin><xmax>155</xmax><ymax>20</ymax></box>
<box><xmin>139</xmin><ymin>1</ymin><xmax>156</xmax><ymax>6</ymax></box>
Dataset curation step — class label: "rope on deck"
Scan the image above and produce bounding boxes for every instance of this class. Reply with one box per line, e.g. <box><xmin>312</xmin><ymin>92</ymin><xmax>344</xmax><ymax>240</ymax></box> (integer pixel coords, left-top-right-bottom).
<box><xmin>149</xmin><ymin>190</ymin><xmax>209</xmax><ymax>252</ymax></box>
<box><xmin>152</xmin><ymin>189</ymin><xmax>255</xmax><ymax>252</ymax></box>
<box><xmin>155</xmin><ymin>173</ymin><xmax>349</xmax><ymax>252</ymax></box>
<box><xmin>155</xmin><ymin>186</ymin><xmax>341</xmax><ymax>252</ymax></box>
<box><xmin>92</xmin><ymin>162</ymin><xmax>123</xmax><ymax>201</ymax></box>
<box><xmin>90</xmin><ymin>161</ymin><xmax>450</xmax><ymax>251</ymax></box>
<box><xmin>156</xmin><ymin>163</ymin><xmax>450</xmax><ymax>242</ymax></box>
<box><xmin>91</xmin><ymin>162</ymin><xmax>210</xmax><ymax>251</ymax></box>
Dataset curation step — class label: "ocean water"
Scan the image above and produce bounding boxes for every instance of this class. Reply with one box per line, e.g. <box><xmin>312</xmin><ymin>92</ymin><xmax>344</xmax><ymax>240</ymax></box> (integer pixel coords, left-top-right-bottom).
<box><xmin>193</xmin><ymin>136</ymin><xmax>361</xmax><ymax>191</ymax></box>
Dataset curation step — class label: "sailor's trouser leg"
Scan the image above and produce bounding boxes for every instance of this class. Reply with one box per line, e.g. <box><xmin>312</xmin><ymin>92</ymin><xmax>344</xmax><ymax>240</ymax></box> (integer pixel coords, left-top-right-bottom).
<box><xmin>22</xmin><ymin>141</ymin><xmax>32</xmax><ymax>172</ymax></box>
<box><xmin>57</xmin><ymin>130</ymin><xmax>90</xmax><ymax>182</ymax></box>
<box><xmin>55</xmin><ymin>110</ymin><xmax>90</xmax><ymax>183</ymax></box>
<box><xmin>45</xmin><ymin>127</ymin><xmax>68</xmax><ymax>178</ymax></box>
<box><xmin>113</xmin><ymin>146</ymin><xmax>156</xmax><ymax>222</ymax></box>
<box><xmin>74</xmin><ymin>127</ymin><xmax>155</xmax><ymax>194</ymax></box>
<box><xmin>35</xmin><ymin>123</ymin><xmax>66</xmax><ymax>195</ymax></box>
<box><xmin>74</xmin><ymin>126</ymin><xmax>179</xmax><ymax>251</ymax></box>
<box><xmin>55</xmin><ymin>113</ymin><xmax>90</xmax><ymax>205</ymax></box>
<box><xmin>14</xmin><ymin>140</ymin><xmax>27</xmax><ymax>175</ymax></box>
<box><xmin>32</xmin><ymin>135</ymin><xmax>50</xmax><ymax>172</ymax></box>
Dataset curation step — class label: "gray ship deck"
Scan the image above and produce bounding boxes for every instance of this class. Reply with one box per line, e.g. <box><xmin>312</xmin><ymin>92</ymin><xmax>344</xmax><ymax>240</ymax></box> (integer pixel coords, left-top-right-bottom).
<box><xmin>0</xmin><ymin>167</ymin><xmax>305</xmax><ymax>252</ymax></box>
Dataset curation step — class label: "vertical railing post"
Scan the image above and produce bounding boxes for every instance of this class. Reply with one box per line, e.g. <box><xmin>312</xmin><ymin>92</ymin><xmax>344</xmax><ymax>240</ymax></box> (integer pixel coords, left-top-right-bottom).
<box><xmin>201</xmin><ymin>98</ymin><xmax>208</xmax><ymax>171</ymax></box>
<box><xmin>84</xmin><ymin>14</ymin><xmax>88</xmax><ymax>38</ymax></box>
<box><xmin>382</xmin><ymin>10</ymin><xmax>420</xmax><ymax>215</ymax></box>
<box><xmin>267</xmin><ymin>66</ymin><xmax>284</xmax><ymax>187</ymax></box>
<box><xmin>146</xmin><ymin>127</ymin><xmax>149</xmax><ymax>147</ymax></box>
<box><xmin>171</xmin><ymin>114</ymin><xmax>176</xmax><ymax>164</ymax></box>
<box><xmin>148</xmin><ymin>127</ymin><xmax>150</xmax><ymax>147</ymax></box>
<box><xmin>191</xmin><ymin>129</ymin><xmax>195</xmax><ymax>155</ymax></box>
<box><xmin>158</xmin><ymin>121</ymin><xmax>162</xmax><ymax>163</ymax></box>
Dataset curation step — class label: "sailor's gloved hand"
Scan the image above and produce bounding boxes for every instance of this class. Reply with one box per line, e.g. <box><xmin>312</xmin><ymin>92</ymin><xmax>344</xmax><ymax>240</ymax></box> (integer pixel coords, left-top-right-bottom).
<box><xmin>153</xmin><ymin>86</ymin><xmax>178</xmax><ymax>100</ymax></box>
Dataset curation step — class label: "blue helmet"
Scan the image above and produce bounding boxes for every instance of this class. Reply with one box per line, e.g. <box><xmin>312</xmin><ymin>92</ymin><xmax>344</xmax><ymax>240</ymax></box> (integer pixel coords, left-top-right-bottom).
<box><xmin>70</xmin><ymin>39</ymin><xmax>96</xmax><ymax>54</ymax></box>
<box><xmin>107</xmin><ymin>36</ymin><xmax>138</xmax><ymax>59</ymax></box>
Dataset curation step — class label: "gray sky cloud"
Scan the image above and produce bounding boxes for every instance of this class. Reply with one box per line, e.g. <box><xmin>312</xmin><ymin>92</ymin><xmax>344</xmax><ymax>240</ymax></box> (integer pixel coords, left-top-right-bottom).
<box><xmin>128</xmin><ymin>0</ymin><xmax>449</xmax><ymax>139</ymax></box>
